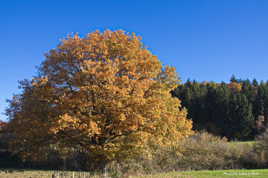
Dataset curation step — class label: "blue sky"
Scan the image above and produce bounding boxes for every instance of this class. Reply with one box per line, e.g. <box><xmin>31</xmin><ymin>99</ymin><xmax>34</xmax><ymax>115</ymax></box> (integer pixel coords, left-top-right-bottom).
<box><xmin>1</xmin><ymin>0</ymin><xmax>268</xmax><ymax>120</ymax></box>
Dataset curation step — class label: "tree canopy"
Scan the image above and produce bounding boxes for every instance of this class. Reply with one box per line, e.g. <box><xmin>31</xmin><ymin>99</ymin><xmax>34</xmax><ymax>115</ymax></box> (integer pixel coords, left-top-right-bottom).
<box><xmin>172</xmin><ymin>77</ymin><xmax>268</xmax><ymax>140</ymax></box>
<box><xmin>6</xmin><ymin>30</ymin><xmax>192</xmax><ymax>162</ymax></box>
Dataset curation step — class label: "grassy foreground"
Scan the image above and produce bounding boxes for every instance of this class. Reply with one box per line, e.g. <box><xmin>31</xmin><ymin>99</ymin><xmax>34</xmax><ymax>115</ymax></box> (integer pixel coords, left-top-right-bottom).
<box><xmin>0</xmin><ymin>170</ymin><xmax>97</xmax><ymax>178</ymax></box>
<box><xmin>228</xmin><ymin>141</ymin><xmax>256</xmax><ymax>146</ymax></box>
<box><xmin>0</xmin><ymin>169</ymin><xmax>268</xmax><ymax>178</ymax></box>
<box><xmin>139</xmin><ymin>169</ymin><xmax>268</xmax><ymax>178</ymax></box>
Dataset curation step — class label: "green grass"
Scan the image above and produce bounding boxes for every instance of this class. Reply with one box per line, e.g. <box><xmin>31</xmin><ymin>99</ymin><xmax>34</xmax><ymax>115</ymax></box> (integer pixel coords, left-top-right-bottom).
<box><xmin>1</xmin><ymin>169</ymin><xmax>268</xmax><ymax>178</ymax></box>
<box><xmin>138</xmin><ymin>169</ymin><xmax>268</xmax><ymax>178</ymax></box>
<box><xmin>228</xmin><ymin>140</ymin><xmax>256</xmax><ymax>147</ymax></box>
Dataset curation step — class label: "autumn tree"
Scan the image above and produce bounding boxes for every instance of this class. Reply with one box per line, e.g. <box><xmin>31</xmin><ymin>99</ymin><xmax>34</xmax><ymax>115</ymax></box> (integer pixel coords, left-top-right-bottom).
<box><xmin>6</xmin><ymin>30</ymin><xmax>192</xmax><ymax>165</ymax></box>
<box><xmin>0</xmin><ymin>120</ymin><xmax>6</xmax><ymax>130</ymax></box>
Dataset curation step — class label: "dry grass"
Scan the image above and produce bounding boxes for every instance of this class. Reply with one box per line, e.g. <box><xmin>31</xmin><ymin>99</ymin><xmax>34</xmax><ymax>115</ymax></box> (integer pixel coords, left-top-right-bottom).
<box><xmin>0</xmin><ymin>170</ymin><xmax>100</xmax><ymax>178</ymax></box>
<box><xmin>1</xmin><ymin>169</ymin><xmax>268</xmax><ymax>178</ymax></box>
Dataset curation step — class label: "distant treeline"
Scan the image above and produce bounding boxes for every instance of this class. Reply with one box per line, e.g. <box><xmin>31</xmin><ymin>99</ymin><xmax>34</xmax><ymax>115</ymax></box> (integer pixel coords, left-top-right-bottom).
<box><xmin>172</xmin><ymin>76</ymin><xmax>268</xmax><ymax>140</ymax></box>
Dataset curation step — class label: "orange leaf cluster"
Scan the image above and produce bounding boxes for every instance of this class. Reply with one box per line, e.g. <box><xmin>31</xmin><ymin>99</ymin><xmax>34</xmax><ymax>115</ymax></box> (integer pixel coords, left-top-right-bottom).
<box><xmin>6</xmin><ymin>30</ymin><xmax>192</xmax><ymax>161</ymax></box>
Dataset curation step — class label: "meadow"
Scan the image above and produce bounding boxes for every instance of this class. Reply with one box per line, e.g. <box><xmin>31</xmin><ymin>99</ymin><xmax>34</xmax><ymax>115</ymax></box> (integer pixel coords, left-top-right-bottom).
<box><xmin>141</xmin><ymin>169</ymin><xmax>268</xmax><ymax>178</ymax></box>
<box><xmin>1</xmin><ymin>169</ymin><xmax>268</xmax><ymax>178</ymax></box>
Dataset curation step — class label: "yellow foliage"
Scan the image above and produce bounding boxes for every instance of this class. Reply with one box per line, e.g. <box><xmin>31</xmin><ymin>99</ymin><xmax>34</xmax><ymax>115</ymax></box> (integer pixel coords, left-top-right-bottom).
<box><xmin>6</xmin><ymin>30</ymin><xmax>192</xmax><ymax>162</ymax></box>
<box><xmin>228</xmin><ymin>82</ymin><xmax>242</xmax><ymax>92</ymax></box>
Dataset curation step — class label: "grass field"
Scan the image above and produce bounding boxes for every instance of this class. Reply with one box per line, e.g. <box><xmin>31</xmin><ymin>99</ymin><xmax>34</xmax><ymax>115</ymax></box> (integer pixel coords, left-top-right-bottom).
<box><xmin>138</xmin><ymin>169</ymin><xmax>268</xmax><ymax>178</ymax></box>
<box><xmin>228</xmin><ymin>141</ymin><xmax>256</xmax><ymax>146</ymax></box>
<box><xmin>0</xmin><ymin>170</ymin><xmax>98</xmax><ymax>178</ymax></box>
<box><xmin>1</xmin><ymin>169</ymin><xmax>268</xmax><ymax>178</ymax></box>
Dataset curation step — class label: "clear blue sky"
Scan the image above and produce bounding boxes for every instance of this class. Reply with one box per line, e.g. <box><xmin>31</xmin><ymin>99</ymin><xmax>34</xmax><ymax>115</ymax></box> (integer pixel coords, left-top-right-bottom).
<box><xmin>1</xmin><ymin>0</ymin><xmax>268</xmax><ymax>121</ymax></box>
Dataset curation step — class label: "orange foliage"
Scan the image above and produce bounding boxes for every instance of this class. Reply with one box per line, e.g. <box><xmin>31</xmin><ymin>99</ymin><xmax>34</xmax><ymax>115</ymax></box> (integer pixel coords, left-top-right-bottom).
<box><xmin>6</xmin><ymin>30</ymin><xmax>192</xmax><ymax>161</ymax></box>
<box><xmin>228</xmin><ymin>82</ymin><xmax>242</xmax><ymax>92</ymax></box>
<box><xmin>0</xmin><ymin>121</ymin><xmax>6</xmax><ymax>129</ymax></box>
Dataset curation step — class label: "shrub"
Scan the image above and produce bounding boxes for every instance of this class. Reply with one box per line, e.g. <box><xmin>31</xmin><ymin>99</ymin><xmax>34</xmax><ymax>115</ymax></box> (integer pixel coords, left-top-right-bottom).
<box><xmin>246</xmin><ymin>128</ymin><xmax>268</xmax><ymax>168</ymax></box>
<box><xmin>102</xmin><ymin>132</ymin><xmax>254</xmax><ymax>176</ymax></box>
<box><xmin>174</xmin><ymin>132</ymin><xmax>252</xmax><ymax>170</ymax></box>
<box><xmin>145</xmin><ymin>132</ymin><xmax>253</xmax><ymax>171</ymax></box>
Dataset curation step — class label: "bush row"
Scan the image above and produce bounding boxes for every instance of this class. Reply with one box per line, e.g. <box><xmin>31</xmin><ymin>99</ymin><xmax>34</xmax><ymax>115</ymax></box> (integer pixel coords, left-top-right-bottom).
<box><xmin>1</xmin><ymin>131</ymin><xmax>268</xmax><ymax>177</ymax></box>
